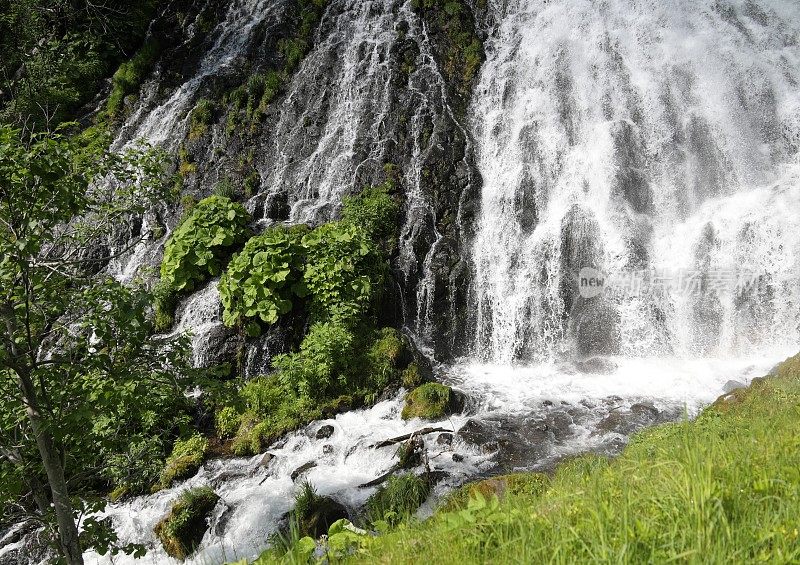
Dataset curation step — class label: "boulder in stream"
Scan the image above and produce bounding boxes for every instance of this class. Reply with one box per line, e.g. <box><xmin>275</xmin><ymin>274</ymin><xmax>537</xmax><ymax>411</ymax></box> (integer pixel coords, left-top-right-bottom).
<box><xmin>154</xmin><ymin>487</ymin><xmax>219</xmax><ymax>560</ymax></box>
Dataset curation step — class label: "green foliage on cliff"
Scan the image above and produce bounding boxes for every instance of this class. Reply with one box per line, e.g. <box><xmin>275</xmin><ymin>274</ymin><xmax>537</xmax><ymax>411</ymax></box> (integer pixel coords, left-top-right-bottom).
<box><xmin>161</xmin><ymin>195</ymin><xmax>252</xmax><ymax>294</ymax></box>
<box><xmin>107</xmin><ymin>40</ymin><xmax>160</xmax><ymax>118</ymax></box>
<box><xmin>219</xmin><ymin>225</ymin><xmax>308</xmax><ymax>330</ymax></box>
<box><xmin>1</xmin><ymin>1</ymin><xmax>157</xmax><ymax>129</ymax></box>
<box><xmin>411</xmin><ymin>0</ymin><xmax>484</xmax><ymax>102</ymax></box>
<box><xmin>228</xmin><ymin>327</ymin><xmax>408</xmax><ymax>456</ymax></box>
<box><xmin>223</xmin><ymin>0</ymin><xmax>329</xmax><ymax>135</ymax></box>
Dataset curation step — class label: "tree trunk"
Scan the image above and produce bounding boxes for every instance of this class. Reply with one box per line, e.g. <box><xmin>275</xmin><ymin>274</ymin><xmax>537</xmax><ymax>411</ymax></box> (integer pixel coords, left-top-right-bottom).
<box><xmin>17</xmin><ymin>370</ymin><xmax>84</xmax><ymax>565</ymax></box>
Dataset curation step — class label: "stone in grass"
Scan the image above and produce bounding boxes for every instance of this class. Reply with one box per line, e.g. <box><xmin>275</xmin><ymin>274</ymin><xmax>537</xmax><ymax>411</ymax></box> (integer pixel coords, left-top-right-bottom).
<box><xmin>154</xmin><ymin>487</ymin><xmax>220</xmax><ymax>560</ymax></box>
<box><xmin>401</xmin><ymin>382</ymin><xmax>465</xmax><ymax>421</ymax></box>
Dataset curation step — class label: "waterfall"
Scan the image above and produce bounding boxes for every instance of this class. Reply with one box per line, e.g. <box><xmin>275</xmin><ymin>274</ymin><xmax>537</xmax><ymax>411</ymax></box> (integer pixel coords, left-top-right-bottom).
<box><xmin>471</xmin><ymin>0</ymin><xmax>800</xmax><ymax>364</ymax></box>
<box><xmin>67</xmin><ymin>1</ymin><xmax>800</xmax><ymax>564</ymax></box>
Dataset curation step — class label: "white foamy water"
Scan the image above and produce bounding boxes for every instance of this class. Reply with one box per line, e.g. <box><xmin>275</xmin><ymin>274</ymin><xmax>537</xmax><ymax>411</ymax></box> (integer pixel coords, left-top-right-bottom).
<box><xmin>471</xmin><ymin>0</ymin><xmax>800</xmax><ymax>362</ymax></box>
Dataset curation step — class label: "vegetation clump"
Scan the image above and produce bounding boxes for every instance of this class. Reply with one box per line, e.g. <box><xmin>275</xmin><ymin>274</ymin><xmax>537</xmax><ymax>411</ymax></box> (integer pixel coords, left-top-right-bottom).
<box><xmin>155</xmin><ymin>195</ymin><xmax>251</xmax><ymax>329</ymax></box>
<box><xmin>189</xmin><ymin>98</ymin><xmax>216</xmax><ymax>140</ymax></box>
<box><xmin>219</xmin><ymin>180</ymin><xmax>405</xmax><ymax>455</ymax></box>
<box><xmin>154</xmin><ymin>487</ymin><xmax>219</xmax><ymax>560</ymax></box>
<box><xmin>219</xmin><ymin>225</ymin><xmax>308</xmax><ymax>332</ymax></box>
<box><xmin>157</xmin><ymin>434</ymin><xmax>209</xmax><ymax>490</ymax></box>
<box><xmin>291</xmin><ymin>482</ymin><xmax>349</xmax><ymax>539</ymax></box>
<box><xmin>108</xmin><ymin>41</ymin><xmax>160</xmax><ymax>118</ymax></box>
<box><xmin>410</xmin><ymin>0</ymin><xmax>484</xmax><ymax>102</ymax></box>
<box><xmin>161</xmin><ymin>195</ymin><xmax>251</xmax><ymax>293</ymax></box>
<box><xmin>401</xmin><ymin>382</ymin><xmax>461</xmax><ymax>420</ymax></box>
<box><xmin>366</xmin><ymin>473</ymin><xmax>432</xmax><ymax>526</ymax></box>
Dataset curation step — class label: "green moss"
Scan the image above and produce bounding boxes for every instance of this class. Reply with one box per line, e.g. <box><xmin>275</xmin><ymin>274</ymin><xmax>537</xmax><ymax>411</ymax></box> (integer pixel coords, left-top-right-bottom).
<box><xmin>366</xmin><ymin>473</ymin><xmax>431</xmax><ymax>526</ymax></box>
<box><xmin>401</xmin><ymin>382</ymin><xmax>455</xmax><ymax>420</ymax></box>
<box><xmin>154</xmin><ymin>487</ymin><xmax>219</xmax><ymax>560</ymax></box>
<box><xmin>157</xmin><ymin>434</ymin><xmax>208</xmax><ymax>490</ymax></box>
<box><xmin>108</xmin><ymin>41</ymin><xmax>160</xmax><ymax>118</ymax></box>
<box><xmin>109</xmin><ymin>484</ymin><xmax>129</xmax><ymax>503</ymax></box>
<box><xmin>189</xmin><ymin>98</ymin><xmax>215</xmax><ymax>140</ymax></box>
<box><xmin>401</xmin><ymin>363</ymin><xmax>423</xmax><ymax>389</ymax></box>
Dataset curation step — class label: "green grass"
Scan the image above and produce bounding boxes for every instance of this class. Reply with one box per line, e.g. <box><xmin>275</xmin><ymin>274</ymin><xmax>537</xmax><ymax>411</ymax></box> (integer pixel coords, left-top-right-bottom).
<box><xmin>344</xmin><ymin>353</ymin><xmax>800</xmax><ymax>564</ymax></box>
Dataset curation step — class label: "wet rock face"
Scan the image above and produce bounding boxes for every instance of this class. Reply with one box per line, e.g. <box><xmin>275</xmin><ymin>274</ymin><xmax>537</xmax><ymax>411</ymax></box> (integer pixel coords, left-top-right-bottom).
<box><xmin>113</xmin><ymin>0</ymin><xmax>487</xmax><ymax>364</ymax></box>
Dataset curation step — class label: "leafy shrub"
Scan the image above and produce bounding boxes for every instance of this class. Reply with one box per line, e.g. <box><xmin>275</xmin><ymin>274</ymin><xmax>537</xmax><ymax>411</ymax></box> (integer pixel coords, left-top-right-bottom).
<box><xmin>341</xmin><ymin>179</ymin><xmax>399</xmax><ymax>244</ymax></box>
<box><xmin>366</xmin><ymin>473</ymin><xmax>431</xmax><ymax>526</ymax></box>
<box><xmin>365</xmin><ymin>327</ymin><xmax>404</xmax><ymax>391</ymax></box>
<box><xmin>108</xmin><ymin>41</ymin><xmax>160</xmax><ymax>117</ymax></box>
<box><xmin>105</xmin><ymin>436</ymin><xmax>165</xmax><ymax>497</ymax></box>
<box><xmin>301</xmin><ymin>221</ymin><xmax>381</xmax><ymax>323</ymax></box>
<box><xmin>275</xmin><ymin>320</ymin><xmax>356</xmax><ymax>399</ymax></box>
<box><xmin>219</xmin><ymin>225</ymin><xmax>308</xmax><ymax>330</ymax></box>
<box><xmin>153</xmin><ymin>279</ymin><xmax>177</xmax><ymax>332</ymax></box>
<box><xmin>160</xmin><ymin>195</ymin><xmax>251</xmax><ymax>294</ymax></box>
<box><xmin>214</xmin><ymin>406</ymin><xmax>241</xmax><ymax>438</ymax></box>
<box><xmin>154</xmin><ymin>487</ymin><xmax>219</xmax><ymax>560</ymax></box>
<box><xmin>158</xmin><ymin>434</ymin><xmax>208</xmax><ymax>489</ymax></box>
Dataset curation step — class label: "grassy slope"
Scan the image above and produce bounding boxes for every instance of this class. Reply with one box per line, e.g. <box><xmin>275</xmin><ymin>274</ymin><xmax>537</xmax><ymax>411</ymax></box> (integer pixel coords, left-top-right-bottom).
<box><xmin>347</xmin><ymin>353</ymin><xmax>800</xmax><ymax>564</ymax></box>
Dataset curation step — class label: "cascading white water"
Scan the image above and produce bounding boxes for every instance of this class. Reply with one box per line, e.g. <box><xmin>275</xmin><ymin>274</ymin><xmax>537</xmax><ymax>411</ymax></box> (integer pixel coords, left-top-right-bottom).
<box><xmin>263</xmin><ymin>0</ymin><xmax>397</xmax><ymax>222</ymax></box>
<box><xmin>471</xmin><ymin>0</ymin><xmax>800</xmax><ymax>363</ymax></box>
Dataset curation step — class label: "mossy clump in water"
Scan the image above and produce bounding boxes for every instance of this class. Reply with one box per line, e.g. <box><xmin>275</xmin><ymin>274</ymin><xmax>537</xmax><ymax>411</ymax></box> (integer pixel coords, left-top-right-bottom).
<box><xmin>440</xmin><ymin>473</ymin><xmax>550</xmax><ymax>512</ymax></box>
<box><xmin>366</xmin><ymin>473</ymin><xmax>432</xmax><ymax>526</ymax></box>
<box><xmin>154</xmin><ymin>487</ymin><xmax>219</xmax><ymax>560</ymax></box>
<box><xmin>288</xmin><ymin>482</ymin><xmax>349</xmax><ymax>540</ymax></box>
<box><xmin>401</xmin><ymin>382</ymin><xmax>462</xmax><ymax>420</ymax></box>
<box><xmin>156</xmin><ymin>434</ymin><xmax>208</xmax><ymax>490</ymax></box>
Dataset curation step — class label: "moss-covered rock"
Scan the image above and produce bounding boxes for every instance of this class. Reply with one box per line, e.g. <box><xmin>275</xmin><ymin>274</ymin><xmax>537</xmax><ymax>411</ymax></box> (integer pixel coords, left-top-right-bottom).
<box><xmin>154</xmin><ymin>487</ymin><xmax>220</xmax><ymax>560</ymax></box>
<box><xmin>292</xmin><ymin>482</ymin><xmax>349</xmax><ymax>539</ymax></box>
<box><xmin>440</xmin><ymin>472</ymin><xmax>550</xmax><ymax>512</ymax></box>
<box><xmin>401</xmin><ymin>382</ymin><xmax>464</xmax><ymax>420</ymax></box>
<box><xmin>157</xmin><ymin>434</ymin><xmax>208</xmax><ymax>490</ymax></box>
<box><xmin>366</xmin><ymin>473</ymin><xmax>432</xmax><ymax>525</ymax></box>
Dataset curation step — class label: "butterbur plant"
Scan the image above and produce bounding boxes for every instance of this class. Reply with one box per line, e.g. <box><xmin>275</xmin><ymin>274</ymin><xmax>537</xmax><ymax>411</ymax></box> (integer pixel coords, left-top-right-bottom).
<box><xmin>160</xmin><ymin>195</ymin><xmax>251</xmax><ymax>294</ymax></box>
<box><xmin>219</xmin><ymin>225</ymin><xmax>308</xmax><ymax>331</ymax></box>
